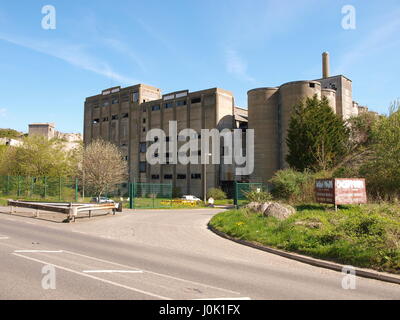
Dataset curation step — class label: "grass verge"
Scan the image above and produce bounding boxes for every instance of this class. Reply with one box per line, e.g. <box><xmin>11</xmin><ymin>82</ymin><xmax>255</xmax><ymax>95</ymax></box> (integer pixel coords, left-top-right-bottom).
<box><xmin>209</xmin><ymin>203</ymin><xmax>400</xmax><ymax>274</ymax></box>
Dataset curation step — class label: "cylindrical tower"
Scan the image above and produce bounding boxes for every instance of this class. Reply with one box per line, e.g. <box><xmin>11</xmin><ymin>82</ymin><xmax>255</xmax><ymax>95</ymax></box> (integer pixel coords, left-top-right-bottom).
<box><xmin>279</xmin><ymin>80</ymin><xmax>321</xmax><ymax>168</ymax></box>
<box><xmin>322</xmin><ymin>52</ymin><xmax>330</xmax><ymax>79</ymax></box>
<box><xmin>322</xmin><ymin>88</ymin><xmax>337</xmax><ymax>114</ymax></box>
<box><xmin>248</xmin><ymin>87</ymin><xmax>279</xmax><ymax>183</ymax></box>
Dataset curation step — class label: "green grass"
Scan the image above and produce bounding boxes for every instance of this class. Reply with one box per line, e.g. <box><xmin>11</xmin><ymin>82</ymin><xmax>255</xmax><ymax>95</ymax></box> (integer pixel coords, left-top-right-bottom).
<box><xmin>210</xmin><ymin>203</ymin><xmax>400</xmax><ymax>274</ymax></box>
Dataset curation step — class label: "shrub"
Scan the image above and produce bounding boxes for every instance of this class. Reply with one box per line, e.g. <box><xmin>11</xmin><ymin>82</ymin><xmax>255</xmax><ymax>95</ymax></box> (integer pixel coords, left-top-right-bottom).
<box><xmin>207</xmin><ymin>188</ymin><xmax>227</xmax><ymax>200</ymax></box>
<box><xmin>243</xmin><ymin>190</ymin><xmax>273</xmax><ymax>202</ymax></box>
<box><xmin>270</xmin><ymin>169</ymin><xmax>313</xmax><ymax>202</ymax></box>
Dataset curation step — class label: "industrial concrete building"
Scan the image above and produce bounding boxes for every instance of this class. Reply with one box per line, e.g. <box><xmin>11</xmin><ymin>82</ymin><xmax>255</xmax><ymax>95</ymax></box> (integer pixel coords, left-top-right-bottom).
<box><xmin>83</xmin><ymin>52</ymin><xmax>362</xmax><ymax>197</ymax></box>
<box><xmin>248</xmin><ymin>52</ymin><xmax>359</xmax><ymax>184</ymax></box>
<box><xmin>84</xmin><ymin>85</ymin><xmax>248</xmax><ymax>197</ymax></box>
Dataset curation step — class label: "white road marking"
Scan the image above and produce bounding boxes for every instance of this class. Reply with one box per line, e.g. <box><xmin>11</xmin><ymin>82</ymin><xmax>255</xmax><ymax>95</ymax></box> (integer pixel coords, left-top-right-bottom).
<box><xmin>83</xmin><ymin>270</ymin><xmax>143</xmax><ymax>274</ymax></box>
<box><xmin>14</xmin><ymin>250</ymin><xmax>63</xmax><ymax>253</ymax></box>
<box><xmin>12</xmin><ymin>253</ymin><xmax>171</xmax><ymax>300</ymax></box>
<box><xmin>63</xmin><ymin>249</ymin><xmax>241</xmax><ymax>295</ymax></box>
<box><xmin>194</xmin><ymin>297</ymin><xmax>251</xmax><ymax>300</ymax></box>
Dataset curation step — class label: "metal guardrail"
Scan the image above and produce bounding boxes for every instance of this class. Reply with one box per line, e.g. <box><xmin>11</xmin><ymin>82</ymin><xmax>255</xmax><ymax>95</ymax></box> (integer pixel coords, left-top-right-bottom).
<box><xmin>7</xmin><ymin>200</ymin><xmax>122</xmax><ymax>222</ymax></box>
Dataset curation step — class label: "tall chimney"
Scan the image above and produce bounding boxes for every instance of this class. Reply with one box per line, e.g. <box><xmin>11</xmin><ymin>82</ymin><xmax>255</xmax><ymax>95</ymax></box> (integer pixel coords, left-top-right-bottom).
<box><xmin>322</xmin><ymin>52</ymin><xmax>330</xmax><ymax>79</ymax></box>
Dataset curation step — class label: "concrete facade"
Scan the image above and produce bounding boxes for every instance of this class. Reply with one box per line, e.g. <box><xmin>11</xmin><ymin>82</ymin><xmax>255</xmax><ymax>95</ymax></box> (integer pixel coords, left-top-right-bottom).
<box><xmin>84</xmin><ymin>85</ymin><xmax>248</xmax><ymax>197</ymax></box>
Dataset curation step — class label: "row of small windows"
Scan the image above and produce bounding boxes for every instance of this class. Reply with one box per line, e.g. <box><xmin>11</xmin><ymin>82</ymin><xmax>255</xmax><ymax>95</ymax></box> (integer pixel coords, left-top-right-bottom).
<box><xmin>149</xmin><ymin>173</ymin><xmax>202</xmax><ymax>180</ymax></box>
<box><xmin>92</xmin><ymin>113</ymin><xmax>128</xmax><ymax>124</ymax></box>
<box><xmin>145</xmin><ymin>98</ymin><xmax>200</xmax><ymax>112</ymax></box>
<box><xmin>91</xmin><ymin>93</ymin><xmax>134</xmax><ymax>109</ymax></box>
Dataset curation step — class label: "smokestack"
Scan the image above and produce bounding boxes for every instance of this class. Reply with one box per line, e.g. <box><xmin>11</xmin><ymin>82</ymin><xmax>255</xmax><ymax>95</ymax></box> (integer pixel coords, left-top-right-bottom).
<box><xmin>322</xmin><ymin>52</ymin><xmax>330</xmax><ymax>79</ymax></box>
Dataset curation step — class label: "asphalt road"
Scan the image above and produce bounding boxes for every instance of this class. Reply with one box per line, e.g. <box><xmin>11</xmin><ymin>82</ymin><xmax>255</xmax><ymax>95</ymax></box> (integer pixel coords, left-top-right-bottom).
<box><xmin>0</xmin><ymin>208</ymin><xmax>399</xmax><ymax>300</ymax></box>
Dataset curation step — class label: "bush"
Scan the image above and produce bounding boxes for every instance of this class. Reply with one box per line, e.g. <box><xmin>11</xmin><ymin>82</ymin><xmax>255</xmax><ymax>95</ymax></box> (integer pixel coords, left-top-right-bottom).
<box><xmin>270</xmin><ymin>169</ymin><xmax>332</xmax><ymax>203</ymax></box>
<box><xmin>207</xmin><ymin>188</ymin><xmax>227</xmax><ymax>200</ymax></box>
<box><xmin>243</xmin><ymin>190</ymin><xmax>273</xmax><ymax>202</ymax></box>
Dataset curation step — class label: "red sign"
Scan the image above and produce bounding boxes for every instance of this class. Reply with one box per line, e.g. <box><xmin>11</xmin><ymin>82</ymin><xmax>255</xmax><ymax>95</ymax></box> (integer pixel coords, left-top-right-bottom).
<box><xmin>315</xmin><ymin>178</ymin><xmax>367</xmax><ymax>205</ymax></box>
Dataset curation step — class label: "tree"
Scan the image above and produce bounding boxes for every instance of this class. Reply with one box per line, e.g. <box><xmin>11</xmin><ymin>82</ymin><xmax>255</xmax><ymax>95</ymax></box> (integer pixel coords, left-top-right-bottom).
<box><xmin>360</xmin><ymin>100</ymin><xmax>400</xmax><ymax>199</ymax></box>
<box><xmin>0</xmin><ymin>135</ymin><xmax>77</xmax><ymax>177</ymax></box>
<box><xmin>286</xmin><ymin>95</ymin><xmax>350</xmax><ymax>172</ymax></box>
<box><xmin>80</xmin><ymin>139</ymin><xmax>128</xmax><ymax>198</ymax></box>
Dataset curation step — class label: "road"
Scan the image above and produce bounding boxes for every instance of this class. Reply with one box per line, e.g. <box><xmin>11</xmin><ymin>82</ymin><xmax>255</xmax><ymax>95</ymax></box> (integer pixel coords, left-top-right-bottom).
<box><xmin>0</xmin><ymin>207</ymin><xmax>399</xmax><ymax>300</ymax></box>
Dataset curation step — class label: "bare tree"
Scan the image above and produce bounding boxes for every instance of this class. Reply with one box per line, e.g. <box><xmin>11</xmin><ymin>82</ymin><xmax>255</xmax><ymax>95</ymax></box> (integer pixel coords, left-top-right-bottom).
<box><xmin>81</xmin><ymin>139</ymin><xmax>128</xmax><ymax>198</ymax></box>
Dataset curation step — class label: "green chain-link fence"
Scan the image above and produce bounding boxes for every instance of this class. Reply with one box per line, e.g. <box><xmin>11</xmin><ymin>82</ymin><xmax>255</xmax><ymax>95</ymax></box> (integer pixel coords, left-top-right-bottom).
<box><xmin>234</xmin><ymin>182</ymin><xmax>268</xmax><ymax>206</ymax></box>
<box><xmin>128</xmin><ymin>182</ymin><xmax>172</xmax><ymax>209</ymax></box>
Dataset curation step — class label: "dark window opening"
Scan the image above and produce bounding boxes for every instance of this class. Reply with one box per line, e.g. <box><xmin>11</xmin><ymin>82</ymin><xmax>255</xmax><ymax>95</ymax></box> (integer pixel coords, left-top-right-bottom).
<box><xmin>191</xmin><ymin>173</ymin><xmax>201</xmax><ymax>179</ymax></box>
<box><xmin>121</xmin><ymin>113</ymin><xmax>129</xmax><ymax>118</ymax></box>
<box><xmin>164</xmin><ymin>102</ymin><xmax>174</xmax><ymax>109</ymax></box>
<box><xmin>151</xmin><ymin>174</ymin><xmax>160</xmax><ymax>180</ymax></box>
<box><xmin>191</xmin><ymin>97</ymin><xmax>201</xmax><ymax>104</ymax></box>
<box><xmin>176</xmin><ymin>100</ymin><xmax>187</xmax><ymax>107</ymax></box>
<box><xmin>139</xmin><ymin>162</ymin><xmax>146</xmax><ymax>173</ymax></box>
<box><xmin>111</xmin><ymin>114</ymin><xmax>118</xmax><ymax>120</ymax></box>
<box><xmin>102</xmin><ymin>117</ymin><xmax>109</xmax><ymax>122</ymax></box>
<box><xmin>139</xmin><ymin>142</ymin><xmax>147</xmax><ymax>153</ymax></box>
<box><xmin>151</xmin><ymin>105</ymin><xmax>161</xmax><ymax>111</ymax></box>
<box><xmin>309</xmin><ymin>83</ymin><xmax>315</xmax><ymax>88</ymax></box>
<box><xmin>93</xmin><ymin>118</ymin><xmax>100</xmax><ymax>124</ymax></box>
<box><xmin>164</xmin><ymin>174</ymin><xmax>173</xmax><ymax>180</ymax></box>
<box><xmin>177</xmin><ymin>174</ymin><xmax>186</xmax><ymax>180</ymax></box>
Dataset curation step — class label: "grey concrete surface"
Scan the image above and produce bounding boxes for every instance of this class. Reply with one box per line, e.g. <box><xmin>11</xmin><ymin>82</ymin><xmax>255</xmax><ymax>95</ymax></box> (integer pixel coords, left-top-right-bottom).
<box><xmin>0</xmin><ymin>207</ymin><xmax>399</xmax><ymax>300</ymax></box>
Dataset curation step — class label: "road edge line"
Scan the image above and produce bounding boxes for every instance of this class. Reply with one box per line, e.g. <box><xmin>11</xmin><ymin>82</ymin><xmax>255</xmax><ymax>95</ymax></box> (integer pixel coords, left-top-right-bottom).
<box><xmin>207</xmin><ymin>223</ymin><xmax>400</xmax><ymax>286</ymax></box>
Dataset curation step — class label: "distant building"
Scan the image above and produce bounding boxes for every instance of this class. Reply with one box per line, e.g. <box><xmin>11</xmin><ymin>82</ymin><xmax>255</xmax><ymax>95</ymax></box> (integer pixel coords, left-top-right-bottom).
<box><xmin>28</xmin><ymin>123</ymin><xmax>56</xmax><ymax>139</ymax></box>
<box><xmin>28</xmin><ymin>123</ymin><xmax>82</xmax><ymax>151</ymax></box>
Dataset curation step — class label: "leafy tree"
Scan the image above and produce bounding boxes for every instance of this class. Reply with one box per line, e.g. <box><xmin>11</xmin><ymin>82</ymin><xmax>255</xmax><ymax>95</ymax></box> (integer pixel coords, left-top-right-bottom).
<box><xmin>80</xmin><ymin>139</ymin><xmax>128</xmax><ymax>198</ymax></box>
<box><xmin>360</xmin><ymin>100</ymin><xmax>400</xmax><ymax>199</ymax></box>
<box><xmin>0</xmin><ymin>135</ymin><xmax>77</xmax><ymax>177</ymax></box>
<box><xmin>286</xmin><ymin>95</ymin><xmax>350</xmax><ymax>171</ymax></box>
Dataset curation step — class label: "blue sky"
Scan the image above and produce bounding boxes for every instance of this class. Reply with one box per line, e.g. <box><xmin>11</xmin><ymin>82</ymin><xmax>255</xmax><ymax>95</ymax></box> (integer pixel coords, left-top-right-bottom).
<box><xmin>0</xmin><ymin>0</ymin><xmax>399</xmax><ymax>134</ymax></box>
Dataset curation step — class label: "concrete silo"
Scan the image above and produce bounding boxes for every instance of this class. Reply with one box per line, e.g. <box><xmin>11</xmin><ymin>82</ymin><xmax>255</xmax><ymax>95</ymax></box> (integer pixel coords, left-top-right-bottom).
<box><xmin>248</xmin><ymin>87</ymin><xmax>280</xmax><ymax>183</ymax></box>
<box><xmin>321</xmin><ymin>88</ymin><xmax>337</xmax><ymax>114</ymax></box>
<box><xmin>278</xmin><ymin>80</ymin><xmax>321</xmax><ymax>168</ymax></box>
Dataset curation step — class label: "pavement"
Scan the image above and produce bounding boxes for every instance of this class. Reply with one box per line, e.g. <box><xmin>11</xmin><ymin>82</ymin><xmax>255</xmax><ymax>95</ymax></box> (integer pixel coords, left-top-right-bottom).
<box><xmin>0</xmin><ymin>207</ymin><xmax>399</xmax><ymax>300</ymax></box>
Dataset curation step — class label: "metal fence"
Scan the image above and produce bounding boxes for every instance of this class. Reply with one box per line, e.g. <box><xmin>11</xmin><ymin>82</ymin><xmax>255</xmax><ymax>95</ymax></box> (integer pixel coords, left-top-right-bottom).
<box><xmin>0</xmin><ymin>176</ymin><xmax>129</xmax><ymax>204</ymax></box>
<box><xmin>234</xmin><ymin>182</ymin><xmax>267</xmax><ymax>206</ymax></box>
<box><xmin>128</xmin><ymin>182</ymin><xmax>173</xmax><ymax>209</ymax></box>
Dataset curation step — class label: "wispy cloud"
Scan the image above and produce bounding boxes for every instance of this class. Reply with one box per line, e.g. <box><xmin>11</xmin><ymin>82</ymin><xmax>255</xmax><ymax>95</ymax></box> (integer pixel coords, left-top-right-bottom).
<box><xmin>0</xmin><ymin>33</ymin><xmax>139</xmax><ymax>85</ymax></box>
<box><xmin>335</xmin><ymin>9</ymin><xmax>400</xmax><ymax>74</ymax></box>
<box><xmin>0</xmin><ymin>108</ymin><xmax>6</xmax><ymax>118</ymax></box>
<box><xmin>225</xmin><ymin>49</ymin><xmax>255</xmax><ymax>82</ymax></box>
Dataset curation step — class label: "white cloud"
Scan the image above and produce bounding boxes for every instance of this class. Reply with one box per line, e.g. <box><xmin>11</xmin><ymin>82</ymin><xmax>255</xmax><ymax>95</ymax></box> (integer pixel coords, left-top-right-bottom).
<box><xmin>0</xmin><ymin>108</ymin><xmax>6</xmax><ymax>117</ymax></box>
<box><xmin>335</xmin><ymin>9</ymin><xmax>400</xmax><ymax>74</ymax></box>
<box><xmin>225</xmin><ymin>49</ymin><xmax>255</xmax><ymax>82</ymax></box>
<box><xmin>0</xmin><ymin>33</ymin><xmax>139</xmax><ymax>85</ymax></box>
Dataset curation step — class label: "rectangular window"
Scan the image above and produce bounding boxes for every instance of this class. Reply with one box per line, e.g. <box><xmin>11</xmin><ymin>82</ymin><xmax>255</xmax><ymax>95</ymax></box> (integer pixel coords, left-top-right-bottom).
<box><xmin>102</xmin><ymin>117</ymin><xmax>109</xmax><ymax>122</ymax></box>
<box><xmin>177</xmin><ymin>174</ymin><xmax>186</xmax><ymax>180</ymax></box>
<box><xmin>139</xmin><ymin>162</ymin><xmax>146</xmax><ymax>173</ymax></box>
<box><xmin>164</xmin><ymin>102</ymin><xmax>174</xmax><ymax>109</ymax></box>
<box><xmin>191</xmin><ymin>173</ymin><xmax>201</xmax><ymax>179</ymax></box>
<box><xmin>151</xmin><ymin>105</ymin><xmax>161</xmax><ymax>111</ymax></box>
<box><xmin>112</xmin><ymin>98</ymin><xmax>119</xmax><ymax>104</ymax></box>
<box><xmin>121</xmin><ymin>113</ymin><xmax>129</xmax><ymax>118</ymax></box>
<box><xmin>151</xmin><ymin>174</ymin><xmax>160</xmax><ymax>180</ymax></box>
<box><xmin>164</xmin><ymin>174</ymin><xmax>173</xmax><ymax>180</ymax></box>
<box><xmin>103</xmin><ymin>100</ymin><xmax>110</xmax><ymax>107</ymax></box>
<box><xmin>143</xmin><ymin>118</ymin><xmax>146</xmax><ymax>123</ymax></box>
<box><xmin>121</xmin><ymin>94</ymin><xmax>129</xmax><ymax>102</ymax></box>
<box><xmin>142</xmin><ymin>127</ymin><xmax>146</xmax><ymax>132</ymax></box>
<box><xmin>191</xmin><ymin>97</ymin><xmax>201</xmax><ymax>104</ymax></box>
<box><xmin>139</xmin><ymin>142</ymin><xmax>147</xmax><ymax>153</ymax></box>
<box><xmin>142</xmin><ymin>106</ymin><xmax>147</xmax><ymax>112</ymax></box>
<box><xmin>132</xmin><ymin>92</ymin><xmax>139</xmax><ymax>102</ymax></box>
<box><xmin>112</xmin><ymin>114</ymin><xmax>118</xmax><ymax>120</ymax></box>
<box><xmin>92</xmin><ymin>118</ymin><xmax>100</xmax><ymax>124</ymax></box>
<box><xmin>176</xmin><ymin>100</ymin><xmax>187</xmax><ymax>107</ymax></box>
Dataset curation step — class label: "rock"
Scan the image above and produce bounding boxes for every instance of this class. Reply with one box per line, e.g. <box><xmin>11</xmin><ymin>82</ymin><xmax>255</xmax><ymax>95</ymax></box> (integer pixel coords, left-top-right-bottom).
<box><xmin>263</xmin><ymin>202</ymin><xmax>296</xmax><ymax>220</ymax></box>
<box><xmin>246</xmin><ymin>202</ymin><xmax>272</xmax><ymax>213</ymax></box>
<box><xmin>246</xmin><ymin>202</ymin><xmax>260</xmax><ymax>212</ymax></box>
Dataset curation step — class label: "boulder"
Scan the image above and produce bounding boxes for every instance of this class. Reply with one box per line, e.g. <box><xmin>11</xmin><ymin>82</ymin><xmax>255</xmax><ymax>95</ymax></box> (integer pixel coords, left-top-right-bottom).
<box><xmin>246</xmin><ymin>202</ymin><xmax>272</xmax><ymax>213</ymax></box>
<box><xmin>263</xmin><ymin>202</ymin><xmax>296</xmax><ymax>220</ymax></box>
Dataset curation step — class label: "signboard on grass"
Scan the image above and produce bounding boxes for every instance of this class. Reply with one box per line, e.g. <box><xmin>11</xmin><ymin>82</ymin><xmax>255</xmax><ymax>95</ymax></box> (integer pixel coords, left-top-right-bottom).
<box><xmin>315</xmin><ymin>178</ymin><xmax>367</xmax><ymax>205</ymax></box>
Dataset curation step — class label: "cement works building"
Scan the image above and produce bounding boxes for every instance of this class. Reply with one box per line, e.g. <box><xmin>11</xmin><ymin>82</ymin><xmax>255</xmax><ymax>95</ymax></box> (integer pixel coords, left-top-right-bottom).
<box><xmin>83</xmin><ymin>52</ymin><xmax>365</xmax><ymax>197</ymax></box>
